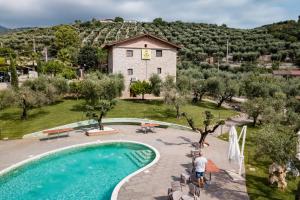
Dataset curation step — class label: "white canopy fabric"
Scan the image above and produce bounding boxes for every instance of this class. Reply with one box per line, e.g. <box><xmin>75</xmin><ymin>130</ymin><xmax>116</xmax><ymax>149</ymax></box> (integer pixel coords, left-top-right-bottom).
<box><xmin>228</xmin><ymin>126</ymin><xmax>240</xmax><ymax>163</ymax></box>
<box><xmin>296</xmin><ymin>131</ymin><xmax>300</xmax><ymax>160</ymax></box>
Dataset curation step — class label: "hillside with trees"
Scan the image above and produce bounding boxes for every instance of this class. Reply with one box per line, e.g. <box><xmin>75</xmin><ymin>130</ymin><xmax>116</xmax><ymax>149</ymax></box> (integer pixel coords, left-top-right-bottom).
<box><xmin>0</xmin><ymin>25</ymin><xmax>8</xmax><ymax>33</ymax></box>
<box><xmin>0</xmin><ymin>17</ymin><xmax>300</xmax><ymax>69</ymax></box>
<box><xmin>0</xmin><ymin>17</ymin><xmax>300</xmax><ymax>200</ymax></box>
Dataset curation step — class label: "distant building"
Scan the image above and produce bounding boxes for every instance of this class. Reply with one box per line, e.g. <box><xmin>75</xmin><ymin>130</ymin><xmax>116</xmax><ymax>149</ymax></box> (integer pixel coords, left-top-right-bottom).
<box><xmin>273</xmin><ymin>69</ymin><xmax>300</xmax><ymax>78</ymax></box>
<box><xmin>104</xmin><ymin>34</ymin><xmax>181</xmax><ymax>97</ymax></box>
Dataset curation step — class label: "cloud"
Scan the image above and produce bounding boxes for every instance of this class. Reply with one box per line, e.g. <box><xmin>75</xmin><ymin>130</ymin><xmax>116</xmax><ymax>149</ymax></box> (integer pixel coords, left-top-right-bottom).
<box><xmin>0</xmin><ymin>0</ymin><xmax>298</xmax><ymax>28</ymax></box>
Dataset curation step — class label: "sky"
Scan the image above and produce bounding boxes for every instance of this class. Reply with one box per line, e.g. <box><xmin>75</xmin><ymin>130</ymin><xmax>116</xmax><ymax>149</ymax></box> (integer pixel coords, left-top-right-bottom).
<box><xmin>0</xmin><ymin>0</ymin><xmax>299</xmax><ymax>29</ymax></box>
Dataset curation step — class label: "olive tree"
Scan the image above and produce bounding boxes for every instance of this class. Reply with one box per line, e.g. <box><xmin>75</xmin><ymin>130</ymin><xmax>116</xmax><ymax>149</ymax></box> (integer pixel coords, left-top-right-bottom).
<box><xmin>242</xmin><ymin>97</ymin><xmax>268</xmax><ymax>126</ymax></box>
<box><xmin>18</xmin><ymin>87</ymin><xmax>47</xmax><ymax>120</ymax></box>
<box><xmin>0</xmin><ymin>90</ymin><xmax>15</xmax><ymax>110</ymax></box>
<box><xmin>23</xmin><ymin>76</ymin><xmax>69</xmax><ymax>104</ymax></box>
<box><xmin>182</xmin><ymin>111</ymin><xmax>225</xmax><ymax>148</ymax></box>
<box><xmin>206</xmin><ymin>77</ymin><xmax>239</xmax><ymax>107</ymax></box>
<box><xmin>191</xmin><ymin>79</ymin><xmax>207</xmax><ymax>103</ymax></box>
<box><xmin>130</xmin><ymin>80</ymin><xmax>152</xmax><ymax>100</ymax></box>
<box><xmin>81</xmin><ymin>73</ymin><xmax>124</xmax><ymax>104</ymax></box>
<box><xmin>81</xmin><ymin>73</ymin><xmax>124</xmax><ymax>129</ymax></box>
<box><xmin>149</xmin><ymin>74</ymin><xmax>162</xmax><ymax>96</ymax></box>
<box><xmin>164</xmin><ymin>88</ymin><xmax>187</xmax><ymax>119</ymax></box>
<box><xmin>162</xmin><ymin>75</ymin><xmax>187</xmax><ymax>118</ymax></box>
<box><xmin>243</xmin><ymin>93</ymin><xmax>287</xmax><ymax>126</ymax></box>
<box><xmin>69</xmin><ymin>81</ymin><xmax>82</xmax><ymax>100</ymax></box>
<box><xmin>86</xmin><ymin>100</ymin><xmax>116</xmax><ymax>130</ymax></box>
<box><xmin>256</xmin><ymin>124</ymin><xmax>298</xmax><ymax>190</ymax></box>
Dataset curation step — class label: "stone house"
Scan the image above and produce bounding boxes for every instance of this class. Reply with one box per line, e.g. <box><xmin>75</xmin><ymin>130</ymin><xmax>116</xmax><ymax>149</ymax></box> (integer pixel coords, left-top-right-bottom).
<box><xmin>104</xmin><ymin>34</ymin><xmax>181</xmax><ymax>97</ymax></box>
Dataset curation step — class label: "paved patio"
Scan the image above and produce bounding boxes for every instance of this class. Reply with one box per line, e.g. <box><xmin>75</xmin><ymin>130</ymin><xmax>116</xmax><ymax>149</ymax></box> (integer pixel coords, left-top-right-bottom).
<box><xmin>0</xmin><ymin>125</ymin><xmax>249</xmax><ymax>200</ymax></box>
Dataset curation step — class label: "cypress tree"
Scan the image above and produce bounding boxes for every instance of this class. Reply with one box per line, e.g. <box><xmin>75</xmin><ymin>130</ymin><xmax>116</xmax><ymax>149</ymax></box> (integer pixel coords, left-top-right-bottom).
<box><xmin>10</xmin><ymin>56</ymin><xmax>18</xmax><ymax>89</ymax></box>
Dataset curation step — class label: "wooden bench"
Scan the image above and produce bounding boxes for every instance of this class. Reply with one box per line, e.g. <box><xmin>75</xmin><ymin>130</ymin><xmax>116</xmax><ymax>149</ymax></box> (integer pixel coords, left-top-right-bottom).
<box><xmin>41</xmin><ymin>128</ymin><xmax>73</xmax><ymax>140</ymax></box>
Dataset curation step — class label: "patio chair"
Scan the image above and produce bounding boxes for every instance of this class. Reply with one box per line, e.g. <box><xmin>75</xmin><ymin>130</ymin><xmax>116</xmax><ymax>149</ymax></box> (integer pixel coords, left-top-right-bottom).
<box><xmin>168</xmin><ymin>189</ymin><xmax>195</xmax><ymax>200</ymax></box>
<box><xmin>188</xmin><ymin>183</ymin><xmax>200</xmax><ymax>198</ymax></box>
<box><xmin>171</xmin><ymin>181</ymin><xmax>182</xmax><ymax>191</ymax></box>
<box><xmin>181</xmin><ymin>172</ymin><xmax>191</xmax><ymax>185</ymax></box>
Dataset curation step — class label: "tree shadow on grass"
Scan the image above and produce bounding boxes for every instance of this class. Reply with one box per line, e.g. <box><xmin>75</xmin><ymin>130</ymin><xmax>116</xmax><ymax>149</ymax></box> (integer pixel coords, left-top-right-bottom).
<box><xmin>246</xmin><ymin>174</ymin><xmax>283</xmax><ymax>200</ymax></box>
<box><xmin>70</xmin><ymin>103</ymin><xmax>87</xmax><ymax>112</ymax></box>
<box><xmin>0</xmin><ymin>109</ymin><xmax>49</xmax><ymax>121</ymax></box>
<box><xmin>122</xmin><ymin>99</ymin><xmax>164</xmax><ymax>106</ymax></box>
<box><xmin>145</xmin><ymin>107</ymin><xmax>177</xmax><ymax>119</ymax></box>
<box><xmin>195</xmin><ymin>101</ymin><xmax>230</xmax><ymax>111</ymax></box>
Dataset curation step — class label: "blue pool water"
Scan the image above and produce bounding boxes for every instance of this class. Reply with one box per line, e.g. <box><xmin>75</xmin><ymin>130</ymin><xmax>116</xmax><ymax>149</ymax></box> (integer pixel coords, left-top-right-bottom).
<box><xmin>0</xmin><ymin>142</ymin><xmax>155</xmax><ymax>200</ymax></box>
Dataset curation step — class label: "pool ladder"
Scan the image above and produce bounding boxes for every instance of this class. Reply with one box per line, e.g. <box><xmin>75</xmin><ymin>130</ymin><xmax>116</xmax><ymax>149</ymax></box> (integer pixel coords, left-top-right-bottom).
<box><xmin>125</xmin><ymin>150</ymin><xmax>153</xmax><ymax>168</ymax></box>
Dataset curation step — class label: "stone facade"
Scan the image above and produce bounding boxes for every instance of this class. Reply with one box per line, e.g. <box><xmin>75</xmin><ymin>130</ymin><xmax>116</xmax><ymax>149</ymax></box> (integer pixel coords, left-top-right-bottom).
<box><xmin>105</xmin><ymin>34</ymin><xmax>179</xmax><ymax>97</ymax></box>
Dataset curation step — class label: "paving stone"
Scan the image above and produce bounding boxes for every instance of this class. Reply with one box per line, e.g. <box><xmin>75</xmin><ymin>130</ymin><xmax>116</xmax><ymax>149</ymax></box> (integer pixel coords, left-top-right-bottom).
<box><xmin>0</xmin><ymin>125</ymin><xmax>249</xmax><ymax>200</ymax></box>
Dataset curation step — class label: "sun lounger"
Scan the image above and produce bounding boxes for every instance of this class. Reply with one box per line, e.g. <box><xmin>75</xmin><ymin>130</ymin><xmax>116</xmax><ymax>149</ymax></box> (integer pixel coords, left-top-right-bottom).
<box><xmin>41</xmin><ymin>128</ymin><xmax>73</xmax><ymax>140</ymax></box>
<box><xmin>85</xmin><ymin>129</ymin><xmax>118</xmax><ymax>136</ymax></box>
<box><xmin>140</xmin><ymin>123</ymin><xmax>160</xmax><ymax>134</ymax></box>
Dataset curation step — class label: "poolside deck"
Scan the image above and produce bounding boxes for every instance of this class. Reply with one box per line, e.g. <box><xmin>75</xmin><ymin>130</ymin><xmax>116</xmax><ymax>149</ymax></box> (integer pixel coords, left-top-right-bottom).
<box><xmin>0</xmin><ymin>125</ymin><xmax>248</xmax><ymax>200</ymax></box>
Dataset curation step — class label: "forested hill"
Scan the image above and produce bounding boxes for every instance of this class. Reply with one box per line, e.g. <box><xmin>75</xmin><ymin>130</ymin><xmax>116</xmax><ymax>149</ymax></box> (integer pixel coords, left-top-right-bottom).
<box><xmin>0</xmin><ymin>25</ymin><xmax>8</xmax><ymax>33</ymax></box>
<box><xmin>263</xmin><ymin>19</ymin><xmax>300</xmax><ymax>42</ymax></box>
<box><xmin>0</xmin><ymin>19</ymin><xmax>300</xmax><ymax>66</ymax></box>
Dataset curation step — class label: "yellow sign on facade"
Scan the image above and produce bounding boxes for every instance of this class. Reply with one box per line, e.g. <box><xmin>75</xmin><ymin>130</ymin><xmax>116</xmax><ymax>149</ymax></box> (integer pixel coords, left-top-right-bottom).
<box><xmin>141</xmin><ymin>49</ymin><xmax>151</xmax><ymax>60</ymax></box>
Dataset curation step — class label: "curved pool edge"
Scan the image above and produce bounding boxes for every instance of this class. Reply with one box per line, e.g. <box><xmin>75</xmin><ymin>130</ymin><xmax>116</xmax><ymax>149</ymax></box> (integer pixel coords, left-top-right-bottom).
<box><xmin>110</xmin><ymin>141</ymin><xmax>160</xmax><ymax>200</ymax></box>
<box><xmin>0</xmin><ymin>140</ymin><xmax>160</xmax><ymax>200</ymax></box>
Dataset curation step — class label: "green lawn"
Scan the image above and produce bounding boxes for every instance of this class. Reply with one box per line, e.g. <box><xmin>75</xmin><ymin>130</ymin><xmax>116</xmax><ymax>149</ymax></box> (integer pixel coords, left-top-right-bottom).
<box><xmin>0</xmin><ymin>99</ymin><xmax>237</xmax><ymax>139</ymax></box>
<box><xmin>218</xmin><ymin>126</ymin><xmax>299</xmax><ymax>200</ymax></box>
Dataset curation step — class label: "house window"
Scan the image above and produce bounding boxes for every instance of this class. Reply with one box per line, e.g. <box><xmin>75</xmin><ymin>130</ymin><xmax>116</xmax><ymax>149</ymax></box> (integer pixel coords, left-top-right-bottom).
<box><xmin>128</xmin><ymin>68</ymin><xmax>133</xmax><ymax>75</ymax></box>
<box><xmin>144</xmin><ymin>44</ymin><xmax>148</xmax><ymax>48</ymax></box>
<box><xmin>157</xmin><ymin>68</ymin><xmax>162</xmax><ymax>74</ymax></box>
<box><xmin>156</xmin><ymin>50</ymin><xmax>162</xmax><ymax>57</ymax></box>
<box><xmin>126</xmin><ymin>50</ymin><xmax>133</xmax><ymax>57</ymax></box>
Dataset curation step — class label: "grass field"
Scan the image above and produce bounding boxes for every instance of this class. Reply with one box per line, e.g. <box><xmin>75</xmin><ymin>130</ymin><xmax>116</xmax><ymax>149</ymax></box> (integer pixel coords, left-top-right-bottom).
<box><xmin>0</xmin><ymin>99</ymin><xmax>237</xmax><ymax>139</ymax></box>
<box><xmin>218</xmin><ymin>126</ymin><xmax>300</xmax><ymax>200</ymax></box>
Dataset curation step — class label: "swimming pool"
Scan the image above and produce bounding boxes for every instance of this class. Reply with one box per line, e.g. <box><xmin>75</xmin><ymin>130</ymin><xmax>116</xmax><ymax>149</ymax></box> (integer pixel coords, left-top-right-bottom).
<box><xmin>0</xmin><ymin>141</ymin><xmax>158</xmax><ymax>200</ymax></box>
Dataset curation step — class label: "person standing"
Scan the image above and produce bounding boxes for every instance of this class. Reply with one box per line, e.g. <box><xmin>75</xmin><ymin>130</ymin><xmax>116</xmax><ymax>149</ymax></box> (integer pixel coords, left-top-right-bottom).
<box><xmin>194</xmin><ymin>152</ymin><xmax>208</xmax><ymax>188</ymax></box>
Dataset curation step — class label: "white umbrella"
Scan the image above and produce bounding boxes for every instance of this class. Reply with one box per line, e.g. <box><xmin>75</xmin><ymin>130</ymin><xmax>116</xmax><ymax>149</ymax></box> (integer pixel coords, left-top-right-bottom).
<box><xmin>296</xmin><ymin>131</ymin><xmax>300</xmax><ymax>160</ymax></box>
<box><xmin>228</xmin><ymin>126</ymin><xmax>240</xmax><ymax>163</ymax></box>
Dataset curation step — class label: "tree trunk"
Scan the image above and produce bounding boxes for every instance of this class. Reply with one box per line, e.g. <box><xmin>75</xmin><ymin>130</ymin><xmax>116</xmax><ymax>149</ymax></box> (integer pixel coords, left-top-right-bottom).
<box><xmin>192</xmin><ymin>93</ymin><xmax>198</xmax><ymax>103</ymax></box>
<box><xmin>199</xmin><ymin>133</ymin><xmax>209</xmax><ymax>148</ymax></box>
<box><xmin>253</xmin><ymin>114</ymin><xmax>259</xmax><ymax>126</ymax></box>
<box><xmin>176</xmin><ymin>105</ymin><xmax>180</xmax><ymax>119</ymax></box>
<box><xmin>98</xmin><ymin>113</ymin><xmax>104</xmax><ymax>130</ymax></box>
<box><xmin>217</xmin><ymin>98</ymin><xmax>225</xmax><ymax>107</ymax></box>
<box><xmin>21</xmin><ymin>107</ymin><xmax>27</xmax><ymax>120</ymax></box>
<box><xmin>21</xmin><ymin>99</ymin><xmax>28</xmax><ymax>120</ymax></box>
<box><xmin>253</xmin><ymin>117</ymin><xmax>257</xmax><ymax>126</ymax></box>
<box><xmin>199</xmin><ymin>93</ymin><xmax>205</xmax><ymax>101</ymax></box>
<box><xmin>142</xmin><ymin>93</ymin><xmax>145</xmax><ymax>100</ymax></box>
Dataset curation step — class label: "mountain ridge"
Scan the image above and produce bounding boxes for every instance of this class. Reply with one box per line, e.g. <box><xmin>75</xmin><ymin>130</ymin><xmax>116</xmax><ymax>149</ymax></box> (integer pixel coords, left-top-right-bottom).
<box><xmin>0</xmin><ymin>18</ymin><xmax>299</xmax><ymax>66</ymax></box>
